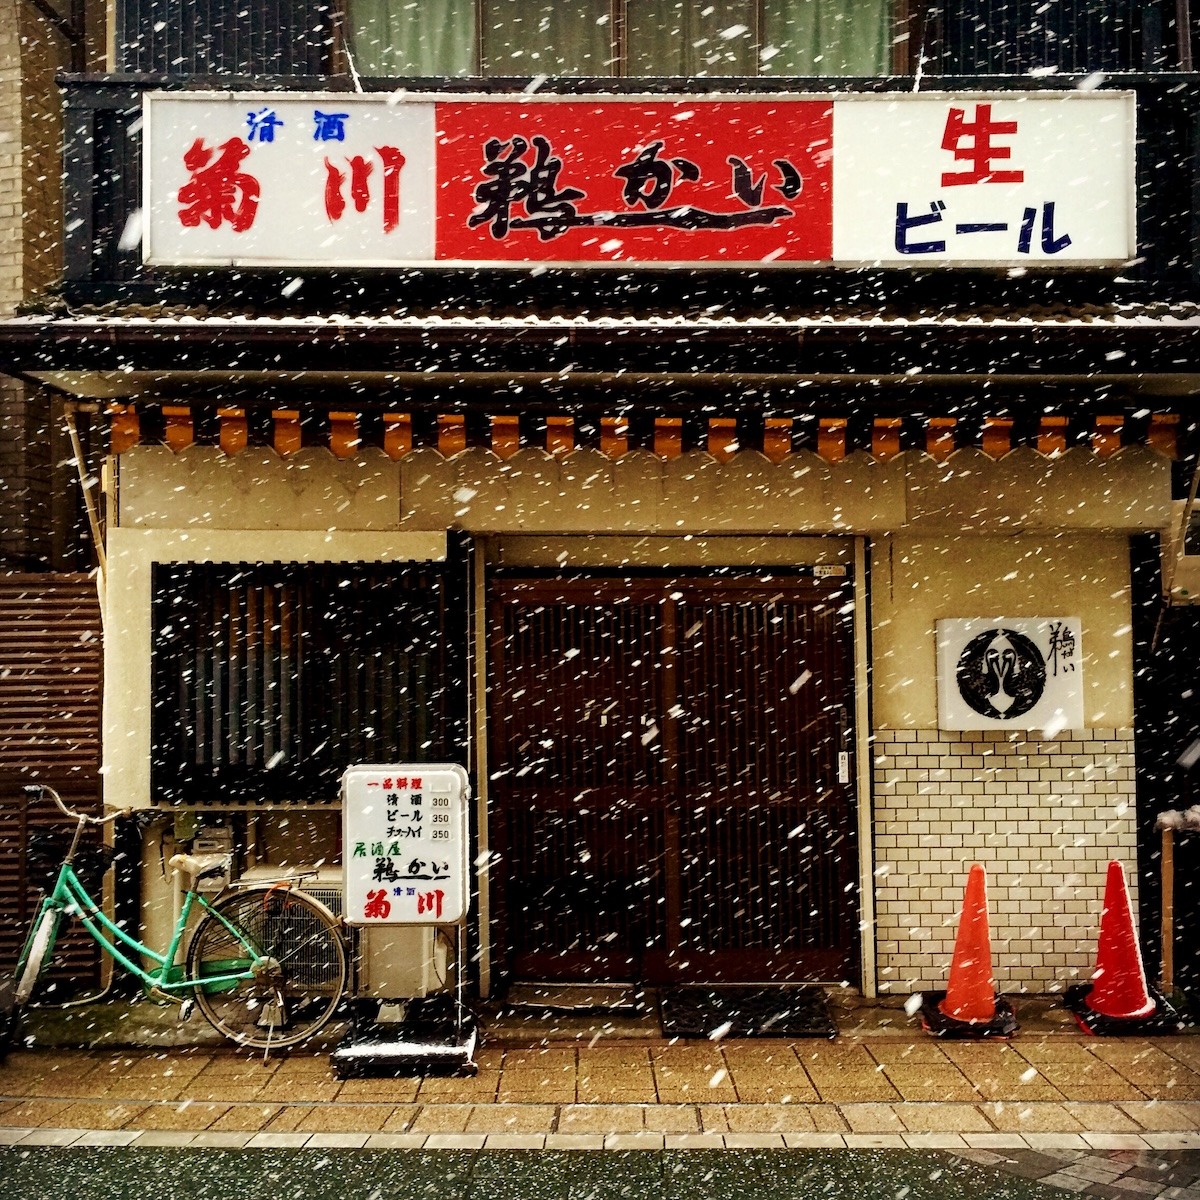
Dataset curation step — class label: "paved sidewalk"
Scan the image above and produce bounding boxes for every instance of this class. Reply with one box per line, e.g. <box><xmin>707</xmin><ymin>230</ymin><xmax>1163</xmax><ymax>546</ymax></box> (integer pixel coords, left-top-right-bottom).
<box><xmin>7</xmin><ymin>998</ymin><xmax>1199</xmax><ymax>1199</ymax></box>
<box><xmin>2</xmin><ymin>1033</ymin><xmax>1198</xmax><ymax>1149</ymax></box>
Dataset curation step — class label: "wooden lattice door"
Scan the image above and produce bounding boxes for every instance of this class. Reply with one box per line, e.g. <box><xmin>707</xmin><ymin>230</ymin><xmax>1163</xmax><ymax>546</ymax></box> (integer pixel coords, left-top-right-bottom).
<box><xmin>488</xmin><ymin>574</ymin><xmax>859</xmax><ymax>986</ymax></box>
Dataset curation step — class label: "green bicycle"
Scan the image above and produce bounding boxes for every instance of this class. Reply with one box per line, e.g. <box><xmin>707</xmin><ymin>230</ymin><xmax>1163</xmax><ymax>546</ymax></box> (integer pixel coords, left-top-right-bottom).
<box><xmin>1</xmin><ymin>784</ymin><xmax>348</xmax><ymax>1054</ymax></box>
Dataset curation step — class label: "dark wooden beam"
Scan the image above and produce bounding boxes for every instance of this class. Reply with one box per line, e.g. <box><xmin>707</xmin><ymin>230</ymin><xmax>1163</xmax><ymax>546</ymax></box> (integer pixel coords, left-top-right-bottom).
<box><xmin>23</xmin><ymin>0</ymin><xmax>85</xmax><ymax>71</ymax></box>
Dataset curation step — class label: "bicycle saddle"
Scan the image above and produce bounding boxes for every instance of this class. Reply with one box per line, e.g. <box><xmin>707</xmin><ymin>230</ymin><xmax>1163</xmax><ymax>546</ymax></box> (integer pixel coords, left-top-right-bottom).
<box><xmin>168</xmin><ymin>852</ymin><xmax>230</xmax><ymax>883</ymax></box>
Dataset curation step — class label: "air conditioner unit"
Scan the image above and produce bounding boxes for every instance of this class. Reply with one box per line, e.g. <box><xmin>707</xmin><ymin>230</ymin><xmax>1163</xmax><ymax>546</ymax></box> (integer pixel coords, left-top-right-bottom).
<box><xmin>238</xmin><ymin>865</ymin><xmax>344</xmax><ymax>917</ymax></box>
<box><xmin>1165</xmin><ymin>500</ymin><xmax>1200</xmax><ymax>604</ymax></box>
<box><xmin>236</xmin><ymin>865</ymin><xmax>447</xmax><ymax>1000</ymax></box>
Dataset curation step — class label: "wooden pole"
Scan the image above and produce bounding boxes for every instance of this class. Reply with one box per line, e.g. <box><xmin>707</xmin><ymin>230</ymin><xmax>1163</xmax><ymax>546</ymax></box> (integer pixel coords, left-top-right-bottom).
<box><xmin>63</xmin><ymin>405</ymin><xmax>107</xmax><ymax>582</ymax></box>
<box><xmin>1161</xmin><ymin>826</ymin><xmax>1175</xmax><ymax>994</ymax></box>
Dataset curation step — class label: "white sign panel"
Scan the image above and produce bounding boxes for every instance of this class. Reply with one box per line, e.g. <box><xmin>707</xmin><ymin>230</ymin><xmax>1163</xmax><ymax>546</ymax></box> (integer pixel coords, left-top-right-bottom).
<box><xmin>142</xmin><ymin>91</ymin><xmax>1135</xmax><ymax>269</ymax></box>
<box><xmin>937</xmin><ymin>617</ymin><xmax>1084</xmax><ymax>732</ymax></box>
<box><xmin>144</xmin><ymin>97</ymin><xmax>437</xmax><ymax>266</ymax></box>
<box><xmin>832</xmin><ymin>95</ymin><xmax>1135</xmax><ymax>265</ymax></box>
<box><xmin>342</xmin><ymin>764</ymin><xmax>470</xmax><ymax>926</ymax></box>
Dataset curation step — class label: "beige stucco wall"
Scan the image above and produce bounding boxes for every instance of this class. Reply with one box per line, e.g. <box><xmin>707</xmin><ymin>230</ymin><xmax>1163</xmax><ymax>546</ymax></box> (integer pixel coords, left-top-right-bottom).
<box><xmin>871</xmin><ymin>532</ymin><xmax>1135</xmax><ymax>730</ymax></box>
<box><xmin>116</xmin><ymin>443</ymin><xmax>1171</xmax><ymax>538</ymax></box>
<box><xmin>110</xmin><ymin>440</ymin><xmax>1171</xmax><ymax>994</ymax></box>
<box><xmin>869</xmin><ymin>532</ymin><xmax>1141</xmax><ymax>993</ymax></box>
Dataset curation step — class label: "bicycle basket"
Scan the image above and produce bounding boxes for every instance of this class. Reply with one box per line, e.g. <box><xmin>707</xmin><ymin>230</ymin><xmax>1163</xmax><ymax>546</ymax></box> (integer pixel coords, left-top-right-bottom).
<box><xmin>26</xmin><ymin>832</ymin><xmax>115</xmax><ymax>892</ymax></box>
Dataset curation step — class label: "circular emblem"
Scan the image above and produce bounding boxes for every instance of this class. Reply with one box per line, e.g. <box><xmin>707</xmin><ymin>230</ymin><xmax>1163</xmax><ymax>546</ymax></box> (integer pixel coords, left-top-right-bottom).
<box><xmin>955</xmin><ymin>628</ymin><xmax>1046</xmax><ymax>720</ymax></box>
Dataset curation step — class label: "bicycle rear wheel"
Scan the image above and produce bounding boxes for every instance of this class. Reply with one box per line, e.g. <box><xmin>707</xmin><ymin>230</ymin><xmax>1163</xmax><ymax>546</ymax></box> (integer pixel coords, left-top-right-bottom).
<box><xmin>186</xmin><ymin>887</ymin><xmax>347</xmax><ymax>1050</ymax></box>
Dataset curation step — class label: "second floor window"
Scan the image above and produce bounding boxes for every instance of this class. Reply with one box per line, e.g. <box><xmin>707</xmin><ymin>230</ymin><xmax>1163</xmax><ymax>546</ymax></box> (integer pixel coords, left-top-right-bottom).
<box><xmin>346</xmin><ymin>0</ymin><xmax>894</xmax><ymax>78</ymax></box>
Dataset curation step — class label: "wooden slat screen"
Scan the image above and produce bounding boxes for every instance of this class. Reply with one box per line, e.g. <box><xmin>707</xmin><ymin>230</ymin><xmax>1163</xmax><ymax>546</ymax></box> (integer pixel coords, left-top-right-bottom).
<box><xmin>0</xmin><ymin>574</ymin><xmax>103</xmax><ymax>991</ymax></box>
<box><xmin>677</xmin><ymin>597</ymin><xmax>851</xmax><ymax>957</ymax></box>
<box><xmin>152</xmin><ymin>562</ymin><xmax>466</xmax><ymax>805</ymax></box>
<box><xmin>494</xmin><ymin>598</ymin><xmax>664</xmax><ymax>791</ymax></box>
<box><xmin>937</xmin><ymin>0</ymin><xmax>1145</xmax><ymax>73</ymax></box>
<box><xmin>116</xmin><ymin>0</ymin><xmax>335</xmax><ymax>74</ymax></box>
<box><xmin>491</xmin><ymin>592</ymin><xmax>668</xmax><ymax>976</ymax></box>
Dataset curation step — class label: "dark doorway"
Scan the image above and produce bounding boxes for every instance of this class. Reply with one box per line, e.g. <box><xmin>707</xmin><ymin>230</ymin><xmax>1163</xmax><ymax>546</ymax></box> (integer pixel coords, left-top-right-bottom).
<box><xmin>488</xmin><ymin>573</ymin><xmax>860</xmax><ymax>987</ymax></box>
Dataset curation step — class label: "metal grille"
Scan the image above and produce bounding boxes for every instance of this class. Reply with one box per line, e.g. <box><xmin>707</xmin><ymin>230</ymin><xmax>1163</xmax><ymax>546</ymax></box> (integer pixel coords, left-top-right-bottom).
<box><xmin>936</xmin><ymin>0</ymin><xmax>1145</xmax><ymax>73</ymax></box>
<box><xmin>116</xmin><ymin>0</ymin><xmax>336</xmax><ymax>74</ymax></box>
<box><xmin>303</xmin><ymin>886</ymin><xmax>343</xmax><ymax>917</ymax></box>
<box><xmin>490</xmin><ymin>576</ymin><xmax>858</xmax><ymax>985</ymax></box>
<box><xmin>257</xmin><ymin>899</ymin><xmax>342</xmax><ymax>990</ymax></box>
<box><xmin>0</xmin><ymin>575</ymin><xmax>102</xmax><ymax>990</ymax></box>
<box><xmin>152</xmin><ymin>562</ymin><xmax>466</xmax><ymax>805</ymax></box>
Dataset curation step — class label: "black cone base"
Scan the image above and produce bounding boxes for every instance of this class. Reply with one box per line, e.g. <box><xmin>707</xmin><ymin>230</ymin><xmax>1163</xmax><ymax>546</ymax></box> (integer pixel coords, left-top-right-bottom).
<box><xmin>919</xmin><ymin>992</ymin><xmax>1019</xmax><ymax>1039</ymax></box>
<box><xmin>1063</xmin><ymin>983</ymin><xmax>1187</xmax><ymax>1037</ymax></box>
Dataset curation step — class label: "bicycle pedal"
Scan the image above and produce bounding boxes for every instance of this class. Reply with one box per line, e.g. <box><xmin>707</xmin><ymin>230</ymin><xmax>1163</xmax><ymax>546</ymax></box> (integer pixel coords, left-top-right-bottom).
<box><xmin>178</xmin><ymin>998</ymin><xmax>195</xmax><ymax>1023</ymax></box>
<box><xmin>146</xmin><ymin>986</ymin><xmax>185</xmax><ymax>1007</ymax></box>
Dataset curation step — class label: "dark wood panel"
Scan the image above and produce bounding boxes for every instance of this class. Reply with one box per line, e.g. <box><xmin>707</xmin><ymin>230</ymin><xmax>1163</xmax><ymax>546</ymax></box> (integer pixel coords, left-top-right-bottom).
<box><xmin>0</xmin><ymin>575</ymin><xmax>103</xmax><ymax>990</ymax></box>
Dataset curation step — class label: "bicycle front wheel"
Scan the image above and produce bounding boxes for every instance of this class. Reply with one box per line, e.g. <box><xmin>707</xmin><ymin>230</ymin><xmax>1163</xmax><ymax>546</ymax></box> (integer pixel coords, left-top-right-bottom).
<box><xmin>2</xmin><ymin>905</ymin><xmax>62</xmax><ymax>1058</ymax></box>
<box><xmin>15</xmin><ymin>907</ymin><xmax>61</xmax><ymax>1007</ymax></box>
<box><xmin>186</xmin><ymin>887</ymin><xmax>347</xmax><ymax>1050</ymax></box>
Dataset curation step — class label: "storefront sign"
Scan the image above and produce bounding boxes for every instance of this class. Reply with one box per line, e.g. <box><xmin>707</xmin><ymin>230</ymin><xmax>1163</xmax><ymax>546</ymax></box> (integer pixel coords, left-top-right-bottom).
<box><xmin>142</xmin><ymin>92</ymin><xmax>1134</xmax><ymax>269</ymax></box>
<box><xmin>937</xmin><ymin>617</ymin><xmax>1084</xmax><ymax>732</ymax></box>
<box><xmin>342</xmin><ymin>764</ymin><xmax>470</xmax><ymax>926</ymax></box>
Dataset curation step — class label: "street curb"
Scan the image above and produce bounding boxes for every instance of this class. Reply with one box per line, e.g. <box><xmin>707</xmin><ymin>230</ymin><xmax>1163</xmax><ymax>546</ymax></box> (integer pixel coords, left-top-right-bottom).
<box><xmin>3</xmin><ymin>1128</ymin><xmax>1198</xmax><ymax>1151</ymax></box>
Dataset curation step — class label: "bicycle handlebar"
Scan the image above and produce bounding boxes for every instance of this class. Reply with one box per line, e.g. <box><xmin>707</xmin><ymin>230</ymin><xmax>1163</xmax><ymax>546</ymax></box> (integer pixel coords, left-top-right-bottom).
<box><xmin>23</xmin><ymin>784</ymin><xmax>123</xmax><ymax>826</ymax></box>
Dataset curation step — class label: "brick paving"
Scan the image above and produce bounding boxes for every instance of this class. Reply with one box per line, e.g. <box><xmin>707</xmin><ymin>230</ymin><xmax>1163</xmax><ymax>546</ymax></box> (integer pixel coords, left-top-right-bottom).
<box><xmin>1</xmin><ymin>992</ymin><xmax>1197</xmax><ymax>1200</ymax></box>
<box><xmin>1</xmin><ymin>1033</ymin><xmax>1198</xmax><ymax>1153</ymax></box>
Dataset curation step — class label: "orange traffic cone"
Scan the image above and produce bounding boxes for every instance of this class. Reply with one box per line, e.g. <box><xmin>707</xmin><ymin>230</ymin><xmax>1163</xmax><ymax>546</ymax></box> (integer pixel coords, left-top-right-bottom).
<box><xmin>1085</xmin><ymin>861</ymin><xmax>1156</xmax><ymax>1020</ymax></box>
<box><xmin>919</xmin><ymin>864</ymin><xmax>1017</xmax><ymax>1038</ymax></box>
<box><xmin>940</xmin><ymin>863</ymin><xmax>997</xmax><ymax>1023</ymax></box>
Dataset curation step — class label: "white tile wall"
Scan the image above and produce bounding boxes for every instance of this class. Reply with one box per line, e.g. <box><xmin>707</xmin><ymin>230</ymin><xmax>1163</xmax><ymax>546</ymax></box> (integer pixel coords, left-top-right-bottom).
<box><xmin>872</xmin><ymin>727</ymin><xmax>1138</xmax><ymax>995</ymax></box>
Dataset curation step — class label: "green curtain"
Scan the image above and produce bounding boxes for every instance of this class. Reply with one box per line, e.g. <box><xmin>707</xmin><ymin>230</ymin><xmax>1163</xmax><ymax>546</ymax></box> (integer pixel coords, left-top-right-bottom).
<box><xmin>347</xmin><ymin>0</ymin><xmax>476</xmax><ymax>76</ymax></box>
<box><xmin>626</xmin><ymin>0</ymin><xmax>756</xmax><ymax>76</ymax></box>
<box><xmin>485</xmin><ymin>1</ymin><xmax>613</xmax><ymax>75</ymax></box>
<box><xmin>347</xmin><ymin>0</ymin><xmax>892</xmax><ymax>79</ymax></box>
<box><xmin>760</xmin><ymin>0</ymin><xmax>891</xmax><ymax>76</ymax></box>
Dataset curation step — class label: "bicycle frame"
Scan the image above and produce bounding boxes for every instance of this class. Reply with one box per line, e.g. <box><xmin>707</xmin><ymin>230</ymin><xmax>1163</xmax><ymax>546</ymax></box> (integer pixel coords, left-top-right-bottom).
<box><xmin>21</xmin><ymin>860</ymin><xmax>263</xmax><ymax>999</ymax></box>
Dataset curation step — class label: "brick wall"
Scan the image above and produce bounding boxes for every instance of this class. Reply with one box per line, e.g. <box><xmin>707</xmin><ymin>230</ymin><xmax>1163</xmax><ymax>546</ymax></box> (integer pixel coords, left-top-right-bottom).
<box><xmin>19</xmin><ymin>2</ymin><xmax>63</xmax><ymax>298</ymax></box>
<box><xmin>872</xmin><ymin>726</ymin><xmax>1138</xmax><ymax>995</ymax></box>
<box><xmin>0</xmin><ymin>1</ymin><xmax>73</xmax><ymax>567</ymax></box>
<box><xmin>0</xmin><ymin>0</ymin><xmax>23</xmax><ymax>310</ymax></box>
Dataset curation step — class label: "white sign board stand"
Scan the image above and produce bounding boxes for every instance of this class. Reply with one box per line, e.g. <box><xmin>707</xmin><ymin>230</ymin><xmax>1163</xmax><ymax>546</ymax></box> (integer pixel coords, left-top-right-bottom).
<box><xmin>334</xmin><ymin>764</ymin><xmax>476</xmax><ymax>1078</ymax></box>
<box><xmin>342</xmin><ymin>764</ymin><xmax>470</xmax><ymax>927</ymax></box>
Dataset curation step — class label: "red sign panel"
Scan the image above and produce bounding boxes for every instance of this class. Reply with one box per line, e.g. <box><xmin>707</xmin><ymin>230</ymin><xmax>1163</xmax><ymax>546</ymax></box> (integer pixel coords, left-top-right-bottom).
<box><xmin>436</xmin><ymin>101</ymin><xmax>833</xmax><ymax>264</ymax></box>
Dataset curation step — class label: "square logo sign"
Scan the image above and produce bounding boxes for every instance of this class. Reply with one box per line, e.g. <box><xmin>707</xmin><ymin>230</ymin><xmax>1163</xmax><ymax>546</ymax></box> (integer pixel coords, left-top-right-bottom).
<box><xmin>937</xmin><ymin>617</ymin><xmax>1083</xmax><ymax>732</ymax></box>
